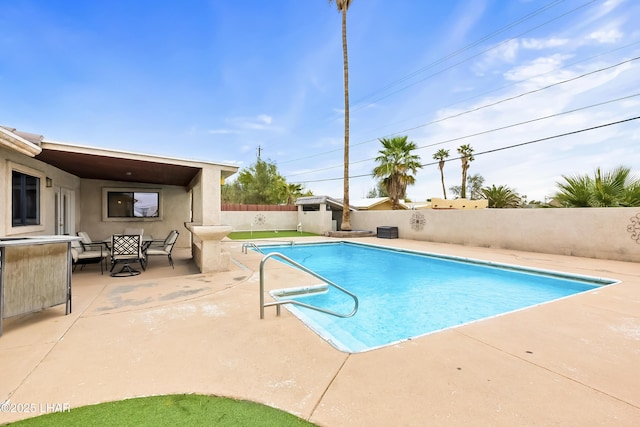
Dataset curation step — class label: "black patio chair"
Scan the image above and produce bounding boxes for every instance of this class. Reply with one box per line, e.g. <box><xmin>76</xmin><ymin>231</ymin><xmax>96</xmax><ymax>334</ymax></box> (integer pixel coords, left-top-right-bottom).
<box><xmin>110</xmin><ymin>234</ymin><xmax>146</xmax><ymax>277</ymax></box>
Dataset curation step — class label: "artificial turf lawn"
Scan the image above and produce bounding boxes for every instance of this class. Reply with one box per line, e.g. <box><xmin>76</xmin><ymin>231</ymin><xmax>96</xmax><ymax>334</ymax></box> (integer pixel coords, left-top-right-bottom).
<box><xmin>6</xmin><ymin>394</ymin><xmax>317</xmax><ymax>427</ymax></box>
<box><xmin>227</xmin><ymin>230</ymin><xmax>317</xmax><ymax>239</ymax></box>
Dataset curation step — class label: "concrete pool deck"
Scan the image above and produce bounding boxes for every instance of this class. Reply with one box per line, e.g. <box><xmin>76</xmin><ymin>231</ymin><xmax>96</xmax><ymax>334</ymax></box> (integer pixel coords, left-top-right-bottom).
<box><xmin>1</xmin><ymin>237</ymin><xmax>639</xmax><ymax>425</ymax></box>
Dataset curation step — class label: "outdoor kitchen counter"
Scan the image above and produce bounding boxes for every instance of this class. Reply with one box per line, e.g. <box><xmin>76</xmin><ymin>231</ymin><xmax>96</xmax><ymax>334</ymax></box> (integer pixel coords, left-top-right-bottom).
<box><xmin>0</xmin><ymin>236</ymin><xmax>78</xmax><ymax>336</ymax></box>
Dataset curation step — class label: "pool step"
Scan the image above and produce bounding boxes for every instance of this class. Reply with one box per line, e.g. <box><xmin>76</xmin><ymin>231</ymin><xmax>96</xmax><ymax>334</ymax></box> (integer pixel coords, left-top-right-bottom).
<box><xmin>271</xmin><ymin>284</ymin><xmax>329</xmax><ymax>298</ymax></box>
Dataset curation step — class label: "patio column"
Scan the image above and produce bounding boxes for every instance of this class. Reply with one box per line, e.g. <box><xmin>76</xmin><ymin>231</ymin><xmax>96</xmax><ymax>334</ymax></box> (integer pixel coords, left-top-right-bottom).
<box><xmin>186</xmin><ymin>167</ymin><xmax>231</xmax><ymax>273</ymax></box>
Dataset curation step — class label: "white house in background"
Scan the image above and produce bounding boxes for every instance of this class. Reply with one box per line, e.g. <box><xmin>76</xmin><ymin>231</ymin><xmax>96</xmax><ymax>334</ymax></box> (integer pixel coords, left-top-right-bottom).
<box><xmin>0</xmin><ymin>125</ymin><xmax>238</xmax><ymax>272</ymax></box>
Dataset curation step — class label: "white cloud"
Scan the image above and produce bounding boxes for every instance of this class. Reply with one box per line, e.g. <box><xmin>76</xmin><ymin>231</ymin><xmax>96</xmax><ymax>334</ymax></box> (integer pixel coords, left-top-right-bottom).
<box><xmin>504</xmin><ymin>54</ymin><xmax>572</xmax><ymax>82</ymax></box>
<box><xmin>487</xmin><ymin>39</ymin><xmax>520</xmax><ymax>63</ymax></box>
<box><xmin>588</xmin><ymin>28</ymin><xmax>623</xmax><ymax>44</ymax></box>
<box><xmin>256</xmin><ymin>114</ymin><xmax>272</xmax><ymax>125</ymax></box>
<box><xmin>521</xmin><ymin>37</ymin><xmax>569</xmax><ymax>50</ymax></box>
<box><xmin>222</xmin><ymin>114</ymin><xmax>280</xmax><ymax>131</ymax></box>
<box><xmin>473</xmin><ymin>39</ymin><xmax>520</xmax><ymax>75</ymax></box>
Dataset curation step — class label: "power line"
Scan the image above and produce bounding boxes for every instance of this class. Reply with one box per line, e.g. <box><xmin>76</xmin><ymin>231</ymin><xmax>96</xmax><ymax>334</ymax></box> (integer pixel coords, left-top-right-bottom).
<box><xmin>414</xmin><ymin>92</ymin><xmax>640</xmax><ymax>151</ymax></box>
<box><xmin>357</xmin><ymin>40</ymin><xmax>640</xmax><ymax>139</ymax></box>
<box><xmin>350</xmin><ymin>0</ymin><xmax>569</xmax><ymax>107</ymax></box>
<box><xmin>350</xmin><ymin>0</ymin><xmax>599</xmax><ymax>112</ymax></box>
<box><xmin>284</xmin><ymin>58</ymin><xmax>639</xmax><ymax>178</ymax></box>
<box><xmin>289</xmin><ymin>116</ymin><xmax>640</xmax><ymax>184</ymax></box>
<box><xmin>286</xmin><ymin>93</ymin><xmax>639</xmax><ymax>177</ymax></box>
<box><xmin>280</xmin><ymin>54</ymin><xmax>639</xmax><ymax>167</ymax></box>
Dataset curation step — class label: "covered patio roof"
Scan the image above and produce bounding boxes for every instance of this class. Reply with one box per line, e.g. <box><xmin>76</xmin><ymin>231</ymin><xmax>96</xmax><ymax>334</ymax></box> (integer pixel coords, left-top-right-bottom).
<box><xmin>35</xmin><ymin>140</ymin><xmax>237</xmax><ymax>187</ymax></box>
<box><xmin>2</xmin><ymin>125</ymin><xmax>237</xmax><ymax>187</ymax></box>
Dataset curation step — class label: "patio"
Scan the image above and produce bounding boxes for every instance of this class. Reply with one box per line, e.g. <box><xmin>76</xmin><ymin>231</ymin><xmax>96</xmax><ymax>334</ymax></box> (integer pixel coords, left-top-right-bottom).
<box><xmin>1</xmin><ymin>238</ymin><xmax>639</xmax><ymax>426</ymax></box>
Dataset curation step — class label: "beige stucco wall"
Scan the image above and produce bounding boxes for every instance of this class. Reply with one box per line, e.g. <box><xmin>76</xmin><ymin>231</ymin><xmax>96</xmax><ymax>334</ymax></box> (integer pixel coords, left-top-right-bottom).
<box><xmin>78</xmin><ymin>179</ymin><xmax>191</xmax><ymax>248</ymax></box>
<box><xmin>1</xmin><ymin>145</ymin><xmax>80</xmax><ymax>237</ymax></box>
<box><xmin>298</xmin><ymin>209</ymin><xmax>335</xmax><ymax>234</ymax></box>
<box><xmin>351</xmin><ymin>208</ymin><xmax>640</xmax><ymax>262</ymax></box>
<box><xmin>219</xmin><ymin>208</ymin><xmax>336</xmax><ymax>235</ymax></box>
<box><xmin>221</xmin><ymin>211</ymin><xmax>298</xmax><ymax>232</ymax></box>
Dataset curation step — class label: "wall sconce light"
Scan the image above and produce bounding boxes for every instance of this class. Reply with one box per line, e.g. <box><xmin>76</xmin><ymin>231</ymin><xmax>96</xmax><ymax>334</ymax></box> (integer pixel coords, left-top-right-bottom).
<box><xmin>46</xmin><ymin>177</ymin><xmax>53</xmax><ymax>187</ymax></box>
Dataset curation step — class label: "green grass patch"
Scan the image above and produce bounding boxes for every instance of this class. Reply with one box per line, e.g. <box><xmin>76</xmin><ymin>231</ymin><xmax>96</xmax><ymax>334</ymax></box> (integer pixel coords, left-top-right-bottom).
<box><xmin>7</xmin><ymin>394</ymin><xmax>317</xmax><ymax>427</ymax></box>
<box><xmin>227</xmin><ymin>230</ymin><xmax>317</xmax><ymax>240</ymax></box>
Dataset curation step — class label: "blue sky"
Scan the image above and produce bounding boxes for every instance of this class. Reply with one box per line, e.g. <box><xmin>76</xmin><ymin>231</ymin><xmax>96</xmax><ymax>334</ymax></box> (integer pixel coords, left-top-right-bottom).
<box><xmin>1</xmin><ymin>0</ymin><xmax>638</xmax><ymax>202</ymax></box>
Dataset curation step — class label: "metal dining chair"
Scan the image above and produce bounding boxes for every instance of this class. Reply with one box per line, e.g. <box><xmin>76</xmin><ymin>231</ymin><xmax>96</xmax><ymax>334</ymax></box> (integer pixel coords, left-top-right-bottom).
<box><xmin>110</xmin><ymin>234</ymin><xmax>146</xmax><ymax>276</ymax></box>
<box><xmin>145</xmin><ymin>230</ymin><xmax>179</xmax><ymax>268</ymax></box>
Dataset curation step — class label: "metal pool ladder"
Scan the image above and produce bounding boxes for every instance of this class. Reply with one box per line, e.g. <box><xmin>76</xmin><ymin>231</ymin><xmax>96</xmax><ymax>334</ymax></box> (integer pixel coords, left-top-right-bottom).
<box><xmin>242</xmin><ymin>240</ymin><xmax>294</xmax><ymax>254</ymax></box>
<box><xmin>259</xmin><ymin>252</ymin><xmax>359</xmax><ymax>319</ymax></box>
<box><xmin>242</xmin><ymin>242</ymin><xmax>264</xmax><ymax>254</ymax></box>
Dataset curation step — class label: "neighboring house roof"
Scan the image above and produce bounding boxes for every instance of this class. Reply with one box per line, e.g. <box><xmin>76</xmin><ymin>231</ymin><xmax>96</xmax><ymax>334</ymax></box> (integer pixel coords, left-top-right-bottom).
<box><xmin>350</xmin><ymin>197</ymin><xmax>410</xmax><ymax>210</ymax></box>
<box><xmin>295</xmin><ymin>195</ymin><xmax>340</xmax><ymax>205</ymax></box>
<box><xmin>295</xmin><ymin>195</ymin><xmax>356</xmax><ymax>210</ymax></box>
<box><xmin>1</xmin><ymin>125</ymin><xmax>238</xmax><ymax>187</ymax></box>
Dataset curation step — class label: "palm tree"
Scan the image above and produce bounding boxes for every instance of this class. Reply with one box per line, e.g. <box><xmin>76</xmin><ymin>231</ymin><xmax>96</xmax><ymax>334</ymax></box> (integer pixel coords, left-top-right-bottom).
<box><xmin>373</xmin><ymin>136</ymin><xmax>422</xmax><ymax>209</ymax></box>
<box><xmin>481</xmin><ymin>185</ymin><xmax>521</xmax><ymax>208</ymax></box>
<box><xmin>555</xmin><ymin>174</ymin><xmax>592</xmax><ymax>207</ymax></box>
<box><xmin>432</xmin><ymin>149</ymin><xmax>449</xmax><ymax>199</ymax></box>
<box><xmin>329</xmin><ymin>0</ymin><xmax>353</xmax><ymax>230</ymax></box>
<box><xmin>282</xmin><ymin>183</ymin><xmax>304</xmax><ymax>205</ymax></box>
<box><xmin>457</xmin><ymin>144</ymin><xmax>474</xmax><ymax>199</ymax></box>
<box><xmin>555</xmin><ymin>165</ymin><xmax>640</xmax><ymax>207</ymax></box>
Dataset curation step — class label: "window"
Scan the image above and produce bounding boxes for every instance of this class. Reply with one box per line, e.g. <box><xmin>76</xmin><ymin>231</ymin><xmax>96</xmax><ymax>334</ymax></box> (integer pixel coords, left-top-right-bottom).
<box><xmin>12</xmin><ymin>170</ymin><xmax>41</xmax><ymax>226</ymax></box>
<box><xmin>107</xmin><ymin>191</ymin><xmax>159</xmax><ymax>218</ymax></box>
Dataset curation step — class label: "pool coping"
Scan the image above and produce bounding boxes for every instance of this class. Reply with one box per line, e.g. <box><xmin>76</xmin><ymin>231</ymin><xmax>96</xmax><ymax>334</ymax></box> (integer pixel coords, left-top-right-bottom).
<box><xmin>1</xmin><ymin>238</ymin><xmax>639</xmax><ymax>425</ymax></box>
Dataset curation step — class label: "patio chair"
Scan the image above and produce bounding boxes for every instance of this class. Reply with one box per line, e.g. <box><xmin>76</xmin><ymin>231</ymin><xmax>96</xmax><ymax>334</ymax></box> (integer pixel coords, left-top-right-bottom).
<box><xmin>71</xmin><ymin>239</ymin><xmax>107</xmax><ymax>274</ymax></box>
<box><xmin>110</xmin><ymin>234</ymin><xmax>146</xmax><ymax>277</ymax></box>
<box><xmin>78</xmin><ymin>231</ymin><xmax>109</xmax><ymax>250</ymax></box>
<box><xmin>145</xmin><ymin>230</ymin><xmax>179</xmax><ymax>268</ymax></box>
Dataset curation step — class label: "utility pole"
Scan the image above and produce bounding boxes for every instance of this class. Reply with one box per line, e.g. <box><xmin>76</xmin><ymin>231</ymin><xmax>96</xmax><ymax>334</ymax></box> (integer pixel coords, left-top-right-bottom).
<box><xmin>257</xmin><ymin>145</ymin><xmax>262</xmax><ymax>159</ymax></box>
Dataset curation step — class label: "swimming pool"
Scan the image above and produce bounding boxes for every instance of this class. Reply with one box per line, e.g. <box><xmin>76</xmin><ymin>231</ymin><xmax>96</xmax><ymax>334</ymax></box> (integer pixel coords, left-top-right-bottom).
<box><xmin>258</xmin><ymin>242</ymin><xmax>616</xmax><ymax>353</ymax></box>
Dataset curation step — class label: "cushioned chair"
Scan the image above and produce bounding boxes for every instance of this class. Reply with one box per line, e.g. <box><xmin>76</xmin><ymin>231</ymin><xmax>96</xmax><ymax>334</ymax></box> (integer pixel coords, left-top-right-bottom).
<box><xmin>110</xmin><ymin>234</ymin><xmax>146</xmax><ymax>276</ymax></box>
<box><xmin>71</xmin><ymin>239</ymin><xmax>107</xmax><ymax>274</ymax></box>
<box><xmin>145</xmin><ymin>230</ymin><xmax>179</xmax><ymax>268</ymax></box>
<box><xmin>78</xmin><ymin>231</ymin><xmax>109</xmax><ymax>250</ymax></box>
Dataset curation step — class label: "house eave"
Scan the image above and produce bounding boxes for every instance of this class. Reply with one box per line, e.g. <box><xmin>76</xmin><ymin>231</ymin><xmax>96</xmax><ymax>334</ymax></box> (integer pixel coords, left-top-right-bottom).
<box><xmin>0</xmin><ymin>127</ymin><xmax>42</xmax><ymax>157</ymax></box>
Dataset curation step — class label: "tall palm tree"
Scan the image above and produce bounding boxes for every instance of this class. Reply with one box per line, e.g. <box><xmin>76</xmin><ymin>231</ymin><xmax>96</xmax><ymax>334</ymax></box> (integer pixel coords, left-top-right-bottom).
<box><xmin>432</xmin><ymin>149</ymin><xmax>449</xmax><ymax>199</ymax></box>
<box><xmin>373</xmin><ymin>136</ymin><xmax>422</xmax><ymax>209</ymax></box>
<box><xmin>457</xmin><ymin>144</ymin><xmax>475</xmax><ymax>199</ymax></box>
<box><xmin>329</xmin><ymin>0</ymin><xmax>353</xmax><ymax>230</ymax></box>
<box><xmin>481</xmin><ymin>184</ymin><xmax>521</xmax><ymax>208</ymax></box>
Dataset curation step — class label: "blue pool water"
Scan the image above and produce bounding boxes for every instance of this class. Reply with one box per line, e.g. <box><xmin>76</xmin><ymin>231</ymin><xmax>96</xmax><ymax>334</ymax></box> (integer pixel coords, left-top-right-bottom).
<box><xmin>259</xmin><ymin>242</ymin><xmax>615</xmax><ymax>353</ymax></box>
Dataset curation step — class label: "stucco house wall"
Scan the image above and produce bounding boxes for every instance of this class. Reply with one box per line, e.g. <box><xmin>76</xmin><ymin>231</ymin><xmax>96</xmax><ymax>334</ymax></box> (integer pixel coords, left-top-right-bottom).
<box><xmin>0</xmin><ymin>144</ymin><xmax>80</xmax><ymax>237</ymax></box>
<box><xmin>78</xmin><ymin>179</ymin><xmax>192</xmax><ymax>248</ymax></box>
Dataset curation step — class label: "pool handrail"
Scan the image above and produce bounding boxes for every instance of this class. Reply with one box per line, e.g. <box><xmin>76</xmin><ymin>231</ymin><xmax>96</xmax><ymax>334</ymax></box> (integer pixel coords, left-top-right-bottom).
<box><xmin>242</xmin><ymin>242</ymin><xmax>263</xmax><ymax>254</ymax></box>
<box><xmin>259</xmin><ymin>252</ymin><xmax>359</xmax><ymax>319</ymax></box>
<box><xmin>242</xmin><ymin>240</ymin><xmax>295</xmax><ymax>254</ymax></box>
